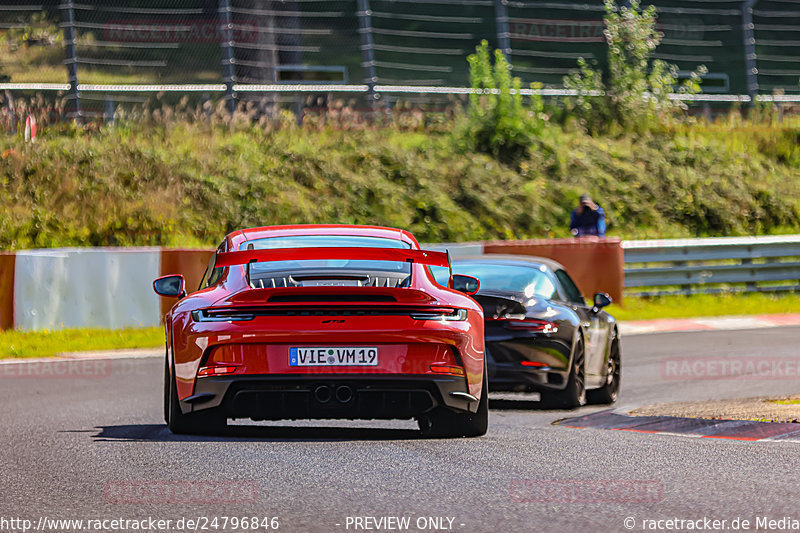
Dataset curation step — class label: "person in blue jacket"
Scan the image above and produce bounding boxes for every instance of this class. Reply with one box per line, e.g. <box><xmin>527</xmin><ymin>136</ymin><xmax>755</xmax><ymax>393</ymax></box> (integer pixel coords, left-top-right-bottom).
<box><xmin>570</xmin><ymin>194</ymin><xmax>606</xmax><ymax>237</ymax></box>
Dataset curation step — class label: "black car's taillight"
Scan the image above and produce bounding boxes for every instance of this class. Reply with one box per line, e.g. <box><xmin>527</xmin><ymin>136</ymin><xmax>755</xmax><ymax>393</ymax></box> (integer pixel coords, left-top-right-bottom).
<box><xmin>486</xmin><ymin>317</ymin><xmax>558</xmax><ymax>333</ymax></box>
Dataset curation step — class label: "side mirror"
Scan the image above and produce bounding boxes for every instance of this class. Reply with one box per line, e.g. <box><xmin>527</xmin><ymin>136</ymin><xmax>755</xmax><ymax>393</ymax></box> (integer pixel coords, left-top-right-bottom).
<box><xmin>592</xmin><ymin>292</ymin><xmax>612</xmax><ymax>312</ymax></box>
<box><xmin>153</xmin><ymin>274</ymin><xmax>186</xmax><ymax>298</ymax></box>
<box><xmin>450</xmin><ymin>274</ymin><xmax>480</xmax><ymax>296</ymax></box>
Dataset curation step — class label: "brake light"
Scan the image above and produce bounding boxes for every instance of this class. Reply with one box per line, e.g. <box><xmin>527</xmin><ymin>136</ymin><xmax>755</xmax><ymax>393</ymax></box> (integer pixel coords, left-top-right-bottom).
<box><xmin>197</xmin><ymin>365</ymin><xmax>238</xmax><ymax>377</ymax></box>
<box><xmin>411</xmin><ymin>309</ymin><xmax>468</xmax><ymax>321</ymax></box>
<box><xmin>521</xmin><ymin>361</ymin><xmax>548</xmax><ymax>368</ymax></box>
<box><xmin>429</xmin><ymin>364</ymin><xmax>466</xmax><ymax>376</ymax></box>
<box><xmin>487</xmin><ymin>318</ymin><xmax>558</xmax><ymax>333</ymax></box>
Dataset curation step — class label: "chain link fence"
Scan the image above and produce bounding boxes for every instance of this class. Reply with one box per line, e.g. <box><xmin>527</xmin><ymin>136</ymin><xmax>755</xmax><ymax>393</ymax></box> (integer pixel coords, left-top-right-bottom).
<box><xmin>2</xmin><ymin>0</ymin><xmax>800</xmax><ymax>125</ymax></box>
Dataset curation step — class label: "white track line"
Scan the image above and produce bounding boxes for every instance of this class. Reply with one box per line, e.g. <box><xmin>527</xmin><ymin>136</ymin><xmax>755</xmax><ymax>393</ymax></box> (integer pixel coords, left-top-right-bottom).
<box><xmin>0</xmin><ymin>348</ymin><xmax>161</xmax><ymax>365</ymax></box>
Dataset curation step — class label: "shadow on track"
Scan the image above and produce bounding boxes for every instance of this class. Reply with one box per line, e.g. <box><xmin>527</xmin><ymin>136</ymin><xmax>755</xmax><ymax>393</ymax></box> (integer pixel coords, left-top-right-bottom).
<box><xmin>89</xmin><ymin>424</ymin><xmax>422</xmax><ymax>442</ymax></box>
<box><xmin>489</xmin><ymin>399</ymin><xmax>547</xmax><ymax>410</ymax></box>
<box><xmin>489</xmin><ymin>398</ymin><xmax>605</xmax><ymax>413</ymax></box>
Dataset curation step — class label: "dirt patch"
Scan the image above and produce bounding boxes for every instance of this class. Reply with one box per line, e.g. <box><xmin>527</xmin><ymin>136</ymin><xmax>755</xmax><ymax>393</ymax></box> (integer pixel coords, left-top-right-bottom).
<box><xmin>631</xmin><ymin>395</ymin><xmax>800</xmax><ymax>423</ymax></box>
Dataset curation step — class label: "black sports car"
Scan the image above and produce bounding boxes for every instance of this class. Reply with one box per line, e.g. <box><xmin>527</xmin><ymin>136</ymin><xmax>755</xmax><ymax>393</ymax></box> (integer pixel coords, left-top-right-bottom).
<box><xmin>440</xmin><ymin>256</ymin><xmax>621</xmax><ymax>409</ymax></box>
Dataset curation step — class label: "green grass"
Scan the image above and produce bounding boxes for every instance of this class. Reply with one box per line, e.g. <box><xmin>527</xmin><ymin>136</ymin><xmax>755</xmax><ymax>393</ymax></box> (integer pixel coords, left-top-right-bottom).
<box><xmin>610</xmin><ymin>292</ymin><xmax>800</xmax><ymax>321</ymax></box>
<box><xmin>0</xmin><ymin>327</ymin><xmax>163</xmax><ymax>359</ymax></box>
<box><xmin>771</xmin><ymin>398</ymin><xmax>800</xmax><ymax>405</ymax></box>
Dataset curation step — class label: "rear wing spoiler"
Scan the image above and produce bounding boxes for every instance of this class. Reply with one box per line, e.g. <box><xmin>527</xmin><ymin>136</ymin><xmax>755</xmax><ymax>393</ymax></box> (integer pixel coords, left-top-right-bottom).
<box><xmin>214</xmin><ymin>247</ymin><xmax>452</xmax><ymax>270</ymax></box>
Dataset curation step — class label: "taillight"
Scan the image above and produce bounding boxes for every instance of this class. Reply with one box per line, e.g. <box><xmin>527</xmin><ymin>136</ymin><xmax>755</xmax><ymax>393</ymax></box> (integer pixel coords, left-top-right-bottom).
<box><xmin>521</xmin><ymin>361</ymin><xmax>548</xmax><ymax>368</ymax></box>
<box><xmin>411</xmin><ymin>309</ymin><xmax>468</xmax><ymax>321</ymax></box>
<box><xmin>487</xmin><ymin>318</ymin><xmax>558</xmax><ymax>333</ymax></box>
<box><xmin>429</xmin><ymin>364</ymin><xmax>466</xmax><ymax>376</ymax></box>
<box><xmin>193</xmin><ymin>309</ymin><xmax>255</xmax><ymax>322</ymax></box>
<box><xmin>197</xmin><ymin>365</ymin><xmax>238</xmax><ymax>377</ymax></box>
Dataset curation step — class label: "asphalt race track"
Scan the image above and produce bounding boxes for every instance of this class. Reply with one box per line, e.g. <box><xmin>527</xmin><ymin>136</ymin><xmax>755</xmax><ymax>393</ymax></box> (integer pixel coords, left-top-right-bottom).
<box><xmin>3</xmin><ymin>327</ymin><xmax>800</xmax><ymax>533</ymax></box>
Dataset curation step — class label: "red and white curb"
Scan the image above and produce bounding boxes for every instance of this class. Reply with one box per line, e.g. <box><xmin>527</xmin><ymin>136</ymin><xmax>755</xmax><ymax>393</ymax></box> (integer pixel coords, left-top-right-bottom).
<box><xmin>557</xmin><ymin>409</ymin><xmax>800</xmax><ymax>443</ymax></box>
<box><xmin>619</xmin><ymin>313</ymin><xmax>800</xmax><ymax>336</ymax></box>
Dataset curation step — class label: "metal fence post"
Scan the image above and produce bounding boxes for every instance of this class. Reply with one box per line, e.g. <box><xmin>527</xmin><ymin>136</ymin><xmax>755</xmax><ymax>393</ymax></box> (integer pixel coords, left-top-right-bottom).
<box><xmin>742</xmin><ymin>0</ymin><xmax>759</xmax><ymax>103</ymax></box>
<box><xmin>356</xmin><ymin>0</ymin><xmax>379</xmax><ymax>107</ymax></box>
<box><xmin>60</xmin><ymin>1</ymin><xmax>82</xmax><ymax>122</ymax></box>
<box><xmin>104</xmin><ymin>96</ymin><xmax>115</xmax><ymax>125</ymax></box>
<box><xmin>3</xmin><ymin>90</ymin><xmax>16</xmax><ymax>134</ymax></box>
<box><xmin>494</xmin><ymin>0</ymin><xmax>511</xmax><ymax>61</ymax></box>
<box><xmin>276</xmin><ymin>1</ymin><xmax>304</xmax><ymax>124</ymax></box>
<box><xmin>219</xmin><ymin>0</ymin><xmax>237</xmax><ymax>114</ymax></box>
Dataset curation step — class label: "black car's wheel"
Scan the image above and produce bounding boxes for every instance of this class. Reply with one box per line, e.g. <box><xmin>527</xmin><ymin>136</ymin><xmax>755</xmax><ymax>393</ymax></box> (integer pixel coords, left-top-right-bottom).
<box><xmin>166</xmin><ymin>364</ymin><xmax>226</xmax><ymax>435</ymax></box>
<box><xmin>587</xmin><ymin>336</ymin><xmax>621</xmax><ymax>405</ymax></box>
<box><xmin>419</xmin><ymin>361</ymin><xmax>489</xmax><ymax>438</ymax></box>
<box><xmin>541</xmin><ymin>335</ymin><xmax>586</xmax><ymax>409</ymax></box>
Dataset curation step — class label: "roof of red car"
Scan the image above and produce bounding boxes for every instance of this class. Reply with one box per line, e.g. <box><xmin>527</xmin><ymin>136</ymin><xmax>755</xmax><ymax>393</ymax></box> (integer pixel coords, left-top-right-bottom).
<box><xmin>227</xmin><ymin>224</ymin><xmax>420</xmax><ymax>248</ymax></box>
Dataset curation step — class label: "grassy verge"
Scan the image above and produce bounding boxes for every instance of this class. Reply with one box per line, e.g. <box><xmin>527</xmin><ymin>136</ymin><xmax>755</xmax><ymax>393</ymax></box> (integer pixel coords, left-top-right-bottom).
<box><xmin>2</xmin><ymin>116</ymin><xmax>800</xmax><ymax>249</ymax></box>
<box><xmin>0</xmin><ymin>327</ymin><xmax>163</xmax><ymax>359</ymax></box>
<box><xmin>771</xmin><ymin>398</ymin><xmax>800</xmax><ymax>405</ymax></box>
<box><xmin>610</xmin><ymin>292</ymin><xmax>800</xmax><ymax>321</ymax></box>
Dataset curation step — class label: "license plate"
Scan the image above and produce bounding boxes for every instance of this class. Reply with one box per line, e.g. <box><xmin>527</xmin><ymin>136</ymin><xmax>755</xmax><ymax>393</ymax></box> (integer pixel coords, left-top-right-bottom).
<box><xmin>289</xmin><ymin>347</ymin><xmax>379</xmax><ymax>367</ymax></box>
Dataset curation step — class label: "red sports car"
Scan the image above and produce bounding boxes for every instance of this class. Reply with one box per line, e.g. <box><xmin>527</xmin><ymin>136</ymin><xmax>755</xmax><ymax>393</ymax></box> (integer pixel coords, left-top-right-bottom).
<box><xmin>153</xmin><ymin>225</ymin><xmax>488</xmax><ymax>437</ymax></box>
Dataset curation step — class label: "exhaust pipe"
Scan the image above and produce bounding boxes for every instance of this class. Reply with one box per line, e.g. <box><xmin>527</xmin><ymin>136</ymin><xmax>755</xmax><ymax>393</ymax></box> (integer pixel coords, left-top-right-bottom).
<box><xmin>335</xmin><ymin>385</ymin><xmax>353</xmax><ymax>404</ymax></box>
<box><xmin>313</xmin><ymin>385</ymin><xmax>333</xmax><ymax>404</ymax></box>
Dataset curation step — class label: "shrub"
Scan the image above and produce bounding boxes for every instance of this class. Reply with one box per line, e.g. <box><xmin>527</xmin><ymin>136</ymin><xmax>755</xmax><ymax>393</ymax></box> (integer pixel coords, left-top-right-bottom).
<box><xmin>564</xmin><ymin>0</ymin><xmax>706</xmax><ymax>132</ymax></box>
<box><xmin>459</xmin><ymin>40</ymin><xmax>545</xmax><ymax>164</ymax></box>
<box><xmin>0</xmin><ymin>118</ymin><xmax>798</xmax><ymax>248</ymax></box>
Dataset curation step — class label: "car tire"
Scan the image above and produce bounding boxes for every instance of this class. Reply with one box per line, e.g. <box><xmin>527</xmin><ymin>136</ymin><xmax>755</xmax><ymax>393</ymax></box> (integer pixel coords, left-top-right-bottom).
<box><xmin>163</xmin><ymin>356</ymin><xmax>170</xmax><ymax>424</ymax></box>
<box><xmin>419</xmin><ymin>361</ymin><xmax>489</xmax><ymax>438</ymax></box>
<box><xmin>541</xmin><ymin>335</ymin><xmax>586</xmax><ymax>409</ymax></box>
<box><xmin>166</xmin><ymin>363</ymin><xmax>226</xmax><ymax>435</ymax></box>
<box><xmin>587</xmin><ymin>336</ymin><xmax>621</xmax><ymax>405</ymax></box>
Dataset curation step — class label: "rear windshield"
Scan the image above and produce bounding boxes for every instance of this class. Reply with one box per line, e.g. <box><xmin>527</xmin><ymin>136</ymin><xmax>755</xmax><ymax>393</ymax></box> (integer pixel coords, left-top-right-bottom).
<box><xmin>443</xmin><ymin>262</ymin><xmax>557</xmax><ymax>299</ymax></box>
<box><xmin>241</xmin><ymin>235</ymin><xmax>412</xmax><ymax>283</ymax></box>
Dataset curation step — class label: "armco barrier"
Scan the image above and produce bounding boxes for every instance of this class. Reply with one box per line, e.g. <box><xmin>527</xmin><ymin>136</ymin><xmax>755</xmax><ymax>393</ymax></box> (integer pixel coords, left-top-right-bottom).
<box><xmin>623</xmin><ymin>235</ymin><xmax>800</xmax><ymax>296</ymax></box>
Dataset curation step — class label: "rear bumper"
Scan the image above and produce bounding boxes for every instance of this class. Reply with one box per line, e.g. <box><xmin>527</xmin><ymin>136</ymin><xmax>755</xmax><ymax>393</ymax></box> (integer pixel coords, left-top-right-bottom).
<box><xmin>488</xmin><ymin>362</ymin><xmax>567</xmax><ymax>392</ymax></box>
<box><xmin>183</xmin><ymin>374</ymin><xmax>477</xmax><ymax>420</ymax></box>
<box><xmin>486</xmin><ymin>341</ymin><xmax>569</xmax><ymax>392</ymax></box>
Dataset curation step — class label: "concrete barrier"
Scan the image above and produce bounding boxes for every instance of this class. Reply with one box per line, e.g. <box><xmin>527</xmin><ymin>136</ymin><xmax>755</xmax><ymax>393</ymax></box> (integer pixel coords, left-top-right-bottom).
<box><xmin>483</xmin><ymin>237</ymin><xmax>625</xmax><ymax>304</ymax></box>
<box><xmin>13</xmin><ymin>248</ymin><xmax>161</xmax><ymax>330</ymax></box>
<box><xmin>158</xmin><ymin>249</ymin><xmax>214</xmax><ymax>319</ymax></box>
<box><xmin>0</xmin><ymin>238</ymin><xmax>627</xmax><ymax>330</ymax></box>
<box><xmin>0</xmin><ymin>252</ymin><xmax>15</xmax><ymax>330</ymax></box>
<box><xmin>0</xmin><ymin>247</ymin><xmax>216</xmax><ymax>331</ymax></box>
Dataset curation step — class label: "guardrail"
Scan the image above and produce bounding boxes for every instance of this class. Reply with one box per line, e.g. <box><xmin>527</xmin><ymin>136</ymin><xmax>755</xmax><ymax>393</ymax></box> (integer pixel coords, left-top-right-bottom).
<box><xmin>623</xmin><ymin>235</ymin><xmax>800</xmax><ymax>297</ymax></box>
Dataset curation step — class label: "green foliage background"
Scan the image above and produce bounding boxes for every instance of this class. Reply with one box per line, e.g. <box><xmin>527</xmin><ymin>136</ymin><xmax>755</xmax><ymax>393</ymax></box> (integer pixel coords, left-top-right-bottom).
<box><xmin>1</xmin><ymin>1</ymin><xmax>796</xmax><ymax>250</ymax></box>
<box><xmin>1</xmin><ymin>116</ymin><xmax>799</xmax><ymax>250</ymax></box>
<box><xmin>563</xmin><ymin>0</ymin><xmax>706</xmax><ymax>133</ymax></box>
